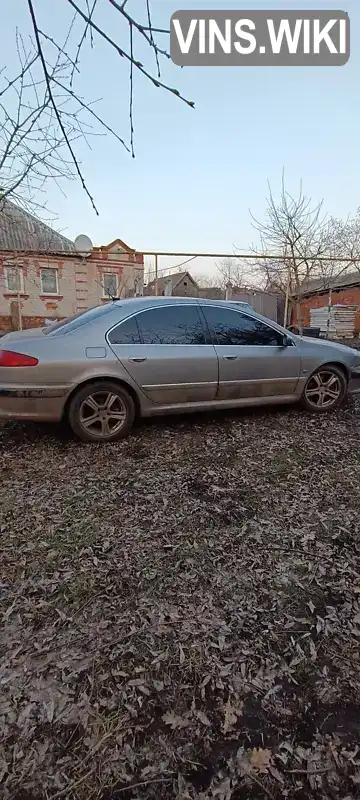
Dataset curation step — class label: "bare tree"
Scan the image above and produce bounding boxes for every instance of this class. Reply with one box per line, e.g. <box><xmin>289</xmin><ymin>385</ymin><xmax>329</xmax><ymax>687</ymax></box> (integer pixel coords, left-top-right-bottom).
<box><xmin>216</xmin><ymin>257</ymin><xmax>245</xmax><ymax>291</ymax></box>
<box><xmin>195</xmin><ymin>274</ymin><xmax>220</xmax><ymax>289</ymax></box>
<box><xmin>0</xmin><ymin>2</ymin><xmax>193</xmax><ymax>214</ymax></box>
<box><xmin>325</xmin><ymin>211</ymin><xmax>360</xmax><ymax>279</ymax></box>
<box><xmin>251</xmin><ymin>177</ymin><xmax>330</xmax><ymax>332</ymax></box>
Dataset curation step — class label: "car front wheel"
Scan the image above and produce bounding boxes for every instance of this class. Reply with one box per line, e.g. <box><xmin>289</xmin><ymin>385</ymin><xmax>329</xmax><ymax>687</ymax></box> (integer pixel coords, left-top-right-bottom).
<box><xmin>301</xmin><ymin>365</ymin><xmax>347</xmax><ymax>413</ymax></box>
<box><xmin>68</xmin><ymin>381</ymin><xmax>135</xmax><ymax>442</ymax></box>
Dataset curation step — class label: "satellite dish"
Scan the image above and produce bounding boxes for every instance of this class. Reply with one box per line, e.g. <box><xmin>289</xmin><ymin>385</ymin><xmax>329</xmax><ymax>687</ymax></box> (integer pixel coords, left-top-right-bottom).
<box><xmin>74</xmin><ymin>234</ymin><xmax>93</xmax><ymax>257</ymax></box>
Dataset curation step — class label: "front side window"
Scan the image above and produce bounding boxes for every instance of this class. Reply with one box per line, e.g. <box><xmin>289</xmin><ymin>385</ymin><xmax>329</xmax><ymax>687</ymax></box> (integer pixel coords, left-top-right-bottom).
<box><xmin>202</xmin><ymin>306</ymin><xmax>283</xmax><ymax>346</ymax></box>
<box><xmin>103</xmin><ymin>273</ymin><xmax>118</xmax><ymax>299</ymax></box>
<box><xmin>41</xmin><ymin>268</ymin><xmax>58</xmax><ymax>295</ymax></box>
<box><xmin>4</xmin><ymin>266</ymin><xmax>24</xmax><ymax>293</ymax></box>
<box><xmin>135</xmin><ymin>305</ymin><xmax>207</xmax><ymax>345</ymax></box>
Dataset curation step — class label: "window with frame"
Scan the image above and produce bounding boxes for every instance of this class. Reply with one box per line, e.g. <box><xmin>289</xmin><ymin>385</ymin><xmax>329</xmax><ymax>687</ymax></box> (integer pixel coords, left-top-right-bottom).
<box><xmin>135</xmin><ymin>305</ymin><xmax>207</xmax><ymax>345</ymax></box>
<box><xmin>102</xmin><ymin>273</ymin><xmax>118</xmax><ymax>299</ymax></box>
<box><xmin>201</xmin><ymin>305</ymin><xmax>283</xmax><ymax>346</ymax></box>
<box><xmin>40</xmin><ymin>268</ymin><xmax>59</xmax><ymax>295</ymax></box>
<box><xmin>108</xmin><ymin>315</ymin><xmax>141</xmax><ymax>344</ymax></box>
<box><xmin>4</xmin><ymin>265</ymin><xmax>24</xmax><ymax>293</ymax></box>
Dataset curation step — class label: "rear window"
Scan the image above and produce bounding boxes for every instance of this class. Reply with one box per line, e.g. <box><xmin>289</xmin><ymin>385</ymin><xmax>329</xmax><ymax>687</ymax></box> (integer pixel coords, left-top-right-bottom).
<box><xmin>44</xmin><ymin>303</ymin><xmax>118</xmax><ymax>336</ymax></box>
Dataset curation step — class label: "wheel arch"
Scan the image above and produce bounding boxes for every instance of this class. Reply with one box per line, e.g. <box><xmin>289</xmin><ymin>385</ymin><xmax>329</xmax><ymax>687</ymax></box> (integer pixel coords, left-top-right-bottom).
<box><xmin>62</xmin><ymin>376</ymin><xmax>141</xmax><ymax>420</ymax></box>
<box><xmin>316</xmin><ymin>361</ymin><xmax>349</xmax><ymax>383</ymax></box>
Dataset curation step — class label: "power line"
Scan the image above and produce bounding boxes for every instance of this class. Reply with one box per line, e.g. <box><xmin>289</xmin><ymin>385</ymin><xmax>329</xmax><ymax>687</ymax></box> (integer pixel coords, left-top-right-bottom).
<box><xmin>145</xmin><ymin>255</ymin><xmax>198</xmax><ymax>279</ymax></box>
<box><xmin>138</xmin><ymin>250</ymin><xmax>360</xmax><ymax>264</ymax></box>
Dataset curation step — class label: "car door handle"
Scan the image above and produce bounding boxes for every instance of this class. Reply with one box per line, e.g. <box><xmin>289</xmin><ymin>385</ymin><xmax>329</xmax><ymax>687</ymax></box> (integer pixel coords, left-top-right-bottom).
<box><xmin>128</xmin><ymin>357</ymin><xmax>147</xmax><ymax>363</ymax></box>
<box><xmin>223</xmin><ymin>355</ymin><xmax>239</xmax><ymax>360</ymax></box>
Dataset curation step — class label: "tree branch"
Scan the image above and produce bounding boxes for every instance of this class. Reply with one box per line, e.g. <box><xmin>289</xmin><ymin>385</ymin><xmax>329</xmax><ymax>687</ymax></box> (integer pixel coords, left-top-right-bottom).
<box><xmin>71</xmin><ymin>0</ymin><xmax>97</xmax><ymax>86</ymax></box>
<box><xmin>26</xmin><ymin>0</ymin><xmax>99</xmax><ymax>214</ymax></box>
<box><xmin>66</xmin><ymin>0</ymin><xmax>194</xmax><ymax>108</ymax></box>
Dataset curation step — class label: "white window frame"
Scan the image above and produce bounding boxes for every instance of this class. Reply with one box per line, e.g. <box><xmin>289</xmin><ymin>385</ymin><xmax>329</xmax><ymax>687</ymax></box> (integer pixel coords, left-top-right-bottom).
<box><xmin>40</xmin><ymin>267</ymin><xmax>59</xmax><ymax>296</ymax></box>
<box><xmin>102</xmin><ymin>272</ymin><xmax>119</xmax><ymax>299</ymax></box>
<box><xmin>4</xmin><ymin>265</ymin><xmax>25</xmax><ymax>294</ymax></box>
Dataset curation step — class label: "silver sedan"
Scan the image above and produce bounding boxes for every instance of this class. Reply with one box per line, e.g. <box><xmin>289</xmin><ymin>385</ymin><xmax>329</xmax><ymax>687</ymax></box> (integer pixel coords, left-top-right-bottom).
<box><xmin>1</xmin><ymin>297</ymin><xmax>360</xmax><ymax>442</ymax></box>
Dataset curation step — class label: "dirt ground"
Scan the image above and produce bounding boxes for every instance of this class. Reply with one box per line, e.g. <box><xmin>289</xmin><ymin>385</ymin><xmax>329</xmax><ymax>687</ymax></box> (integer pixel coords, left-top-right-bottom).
<box><xmin>1</xmin><ymin>400</ymin><xmax>360</xmax><ymax>800</ymax></box>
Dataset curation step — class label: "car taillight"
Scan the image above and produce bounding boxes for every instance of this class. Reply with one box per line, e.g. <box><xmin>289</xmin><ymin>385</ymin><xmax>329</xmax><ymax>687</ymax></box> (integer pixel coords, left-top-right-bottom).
<box><xmin>0</xmin><ymin>349</ymin><xmax>38</xmax><ymax>367</ymax></box>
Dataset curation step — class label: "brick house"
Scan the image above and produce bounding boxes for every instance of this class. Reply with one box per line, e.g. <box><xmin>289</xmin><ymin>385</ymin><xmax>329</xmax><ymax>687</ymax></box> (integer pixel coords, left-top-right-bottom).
<box><xmin>291</xmin><ymin>271</ymin><xmax>360</xmax><ymax>333</ymax></box>
<box><xmin>0</xmin><ymin>200</ymin><xmax>144</xmax><ymax>331</ymax></box>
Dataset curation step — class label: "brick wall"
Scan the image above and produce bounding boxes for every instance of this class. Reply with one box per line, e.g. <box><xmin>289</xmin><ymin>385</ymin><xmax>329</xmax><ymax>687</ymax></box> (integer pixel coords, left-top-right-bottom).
<box><xmin>292</xmin><ymin>286</ymin><xmax>360</xmax><ymax>333</ymax></box>
<box><xmin>0</xmin><ymin>315</ymin><xmax>11</xmax><ymax>331</ymax></box>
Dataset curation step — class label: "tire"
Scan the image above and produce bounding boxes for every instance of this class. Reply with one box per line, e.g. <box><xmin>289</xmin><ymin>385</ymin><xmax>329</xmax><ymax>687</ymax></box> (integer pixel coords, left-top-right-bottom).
<box><xmin>68</xmin><ymin>381</ymin><xmax>135</xmax><ymax>442</ymax></box>
<box><xmin>301</xmin><ymin>365</ymin><xmax>347</xmax><ymax>413</ymax></box>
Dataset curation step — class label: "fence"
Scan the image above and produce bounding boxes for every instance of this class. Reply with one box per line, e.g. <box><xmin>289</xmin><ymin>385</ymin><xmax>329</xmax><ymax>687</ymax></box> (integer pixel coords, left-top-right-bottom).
<box><xmin>231</xmin><ymin>290</ymin><xmax>279</xmax><ymax>322</ymax></box>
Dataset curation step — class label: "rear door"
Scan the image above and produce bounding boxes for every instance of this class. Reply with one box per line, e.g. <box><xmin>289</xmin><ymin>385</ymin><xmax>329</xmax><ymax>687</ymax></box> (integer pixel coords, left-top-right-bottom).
<box><xmin>107</xmin><ymin>304</ymin><xmax>218</xmax><ymax>405</ymax></box>
<box><xmin>200</xmin><ymin>304</ymin><xmax>301</xmax><ymax>400</ymax></box>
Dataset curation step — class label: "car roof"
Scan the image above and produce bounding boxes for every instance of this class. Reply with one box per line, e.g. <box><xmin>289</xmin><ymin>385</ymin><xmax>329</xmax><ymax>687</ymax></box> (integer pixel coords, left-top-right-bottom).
<box><xmin>112</xmin><ymin>296</ymin><xmax>252</xmax><ymax>309</ymax></box>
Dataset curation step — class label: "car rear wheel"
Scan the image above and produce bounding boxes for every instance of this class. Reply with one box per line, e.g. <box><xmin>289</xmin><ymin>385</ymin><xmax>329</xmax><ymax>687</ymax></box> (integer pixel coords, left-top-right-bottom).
<box><xmin>68</xmin><ymin>381</ymin><xmax>135</xmax><ymax>442</ymax></box>
<box><xmin>301</xmin><ymin>365</ymin><xmax>347</xmax><ymax>413</ymax></box>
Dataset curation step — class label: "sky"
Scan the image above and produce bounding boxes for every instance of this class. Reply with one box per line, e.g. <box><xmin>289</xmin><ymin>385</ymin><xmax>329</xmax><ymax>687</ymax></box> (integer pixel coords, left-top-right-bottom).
<box><xmin>1</xmin><ymin>0</ymin><xmax>359</xmax><ymax>279</ymax></box>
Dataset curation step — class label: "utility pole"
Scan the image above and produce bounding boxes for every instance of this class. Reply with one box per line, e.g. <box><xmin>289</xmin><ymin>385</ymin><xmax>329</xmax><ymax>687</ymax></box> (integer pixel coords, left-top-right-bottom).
<box><xmin>17</xmin><ymin>289</ymin><xmax>22</xmax><ymax>330</ymax></box>
<box><xmin>326</xmin><ymin>288</ymin><xmax>332</xmax><ymax>339</ymax></box>
<box><xmin>283</xmin><ymin>262</ymin><xmax>291</xmax><ymax>327</ymax></box>
<box><xmin>154</xmin><ymin>254</ymin><xmax>158</xmax><ymax>296</ymax></box>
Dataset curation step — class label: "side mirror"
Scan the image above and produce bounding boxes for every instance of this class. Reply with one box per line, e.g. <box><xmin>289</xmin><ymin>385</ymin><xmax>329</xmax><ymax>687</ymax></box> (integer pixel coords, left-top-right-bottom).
<box><xmin>280</xmin><ymin>334</ymin><xmax>291</xmax><ymax>347</ymax></box>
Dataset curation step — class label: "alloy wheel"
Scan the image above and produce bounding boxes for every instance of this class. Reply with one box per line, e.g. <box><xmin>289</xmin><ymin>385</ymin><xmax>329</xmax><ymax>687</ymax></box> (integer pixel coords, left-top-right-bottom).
<box><xmin>304</xmin><ymin>371</ymin><xmax>342</xmax><ymax>410</ymax></box>
<box><xmin>79</xmin><ymin>391</ymin><xmax>127</xmax><ymax>438</ymax></box>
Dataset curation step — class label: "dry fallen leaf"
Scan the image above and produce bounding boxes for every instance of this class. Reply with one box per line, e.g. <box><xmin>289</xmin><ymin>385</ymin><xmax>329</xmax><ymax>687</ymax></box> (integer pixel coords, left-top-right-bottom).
<box><xmin>222</xmin><ymin>698</ymin><xmax>238</xmax><ymax>734</ymax></box>
<box><xmin>250</xmin><ymin>748</ymin><xmax>272</xmax><ymax>774</ymax></box>
<box><xmin>269</xmin><ymin>765</ymin><xmax>284</xmax><ymax>783</ymax></box>
<box><xmin>162</xmin><ymin>711</ymin><xmax>189</xmax><ymax>730</ymax></box>
<box><xmin>195</xmin><ymin>709</ymin><xmax>211</xmax><ymax>727</ymax></box>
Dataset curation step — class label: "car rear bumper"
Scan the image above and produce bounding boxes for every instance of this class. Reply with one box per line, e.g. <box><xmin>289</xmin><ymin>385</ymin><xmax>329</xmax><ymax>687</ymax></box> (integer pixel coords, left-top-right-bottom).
<box><xmin>0</xmin><ymin>386</ymin><xmax>69</xmax><ymax>421</ymax></box>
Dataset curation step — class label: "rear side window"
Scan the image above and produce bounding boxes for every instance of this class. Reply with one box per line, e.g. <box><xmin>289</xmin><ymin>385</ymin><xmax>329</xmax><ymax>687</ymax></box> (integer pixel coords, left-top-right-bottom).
<box><xmin>108</xmin><ymin>315</ymin><xmax>141</xmax><ymax>344</ymax></box>
<box><xmin>202</xmin><ymin>305</ymin><xmax>283</xmax><ymax>346</ymax></box>
<box><xmin>135</xmin><ymin>305</ymin><xmax>207</xmax><ymax>345</ymax></box>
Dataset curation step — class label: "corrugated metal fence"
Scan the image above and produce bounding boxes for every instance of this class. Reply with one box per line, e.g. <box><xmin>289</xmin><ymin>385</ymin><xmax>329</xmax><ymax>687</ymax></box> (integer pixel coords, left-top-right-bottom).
<box><xmin>231</xmin><ymin>291</ymin><xmax>279</xmax><ymax>322</ymax></box>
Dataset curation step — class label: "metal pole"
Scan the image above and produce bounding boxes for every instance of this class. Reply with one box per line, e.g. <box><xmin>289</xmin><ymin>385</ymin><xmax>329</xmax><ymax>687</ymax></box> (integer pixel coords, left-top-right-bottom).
<box><xmin>225</xmin><ymin>282</ymin><xmax>232</xmax><ymax>300</ymax></box>
<box><xmin>17</xmin><ymin>291</ymin><xmax>22</xmax><ymax>330</ymax></box>
<box><xmin>155</xmin><ymin>254</ymin><xmax>158</xmax><ymax>296</ymax></box>
<box><xmin>283</xmin><ymin>263</ymin><xmax>291</xmax><ymax>327</ymax></box>
<box><xmin>326</xmin><ymin>288</ymin><xmax>332</xmax><ymax>339</ymax></box>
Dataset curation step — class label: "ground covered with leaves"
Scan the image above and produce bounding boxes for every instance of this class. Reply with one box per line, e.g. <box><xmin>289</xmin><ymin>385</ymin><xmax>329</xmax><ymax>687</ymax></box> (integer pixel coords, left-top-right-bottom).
<box><xmin>1</xmin><ymin>400</ymin><xmax>360</xmax><ymax>800</ymax></box>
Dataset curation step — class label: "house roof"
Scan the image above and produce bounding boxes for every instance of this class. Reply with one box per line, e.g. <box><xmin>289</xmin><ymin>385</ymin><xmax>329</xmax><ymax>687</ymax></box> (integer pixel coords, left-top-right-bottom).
<box><xmin>93</xmin><ymin>238</ymin><xmax>135</xmax><ymax>253</ymax></box>
<box><xmin>0</xmin><ymin>199</ymin><xmax>74</xmax><ymax>253</ymax></box>
<box><xmin>145</xmin><ymin>271</ymin><xmax>197</xmax><ymax>295</ymax></box>
<box><xmin>300</xmin><ymin>270</ymin><xmax>360</xmax><ymax>296</ymax></box>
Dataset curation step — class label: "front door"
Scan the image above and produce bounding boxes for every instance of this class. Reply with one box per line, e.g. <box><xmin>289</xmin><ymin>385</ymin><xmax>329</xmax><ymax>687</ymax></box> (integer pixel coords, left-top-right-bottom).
<box><xmin>200</xmin><ymin>304</ymin><xmax>301</xmax><ymax>401</ymax></box>
<box><xmin>108</xmin><ymin>303</ymin><xmax>218</xmax><ymax>405</ymax></box>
